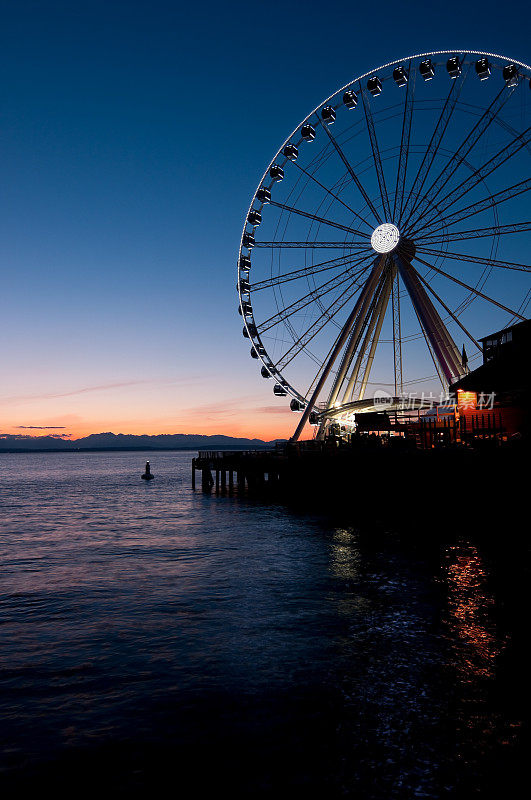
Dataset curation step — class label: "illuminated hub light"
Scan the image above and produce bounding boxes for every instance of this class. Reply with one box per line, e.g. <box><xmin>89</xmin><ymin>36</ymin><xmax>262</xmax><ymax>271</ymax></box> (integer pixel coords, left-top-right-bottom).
<box><xmin>371</xmin><ymin>223</ymin><xmax>400</xmax><ymax>253</ymax></box>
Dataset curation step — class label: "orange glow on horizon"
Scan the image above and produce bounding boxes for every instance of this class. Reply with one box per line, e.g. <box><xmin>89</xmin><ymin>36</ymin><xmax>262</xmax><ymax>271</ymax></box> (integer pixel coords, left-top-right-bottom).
<box><xmin>0</xmin><ymin>413</ymin><xmax>300</xmax><ymax>443</ymax></box>
<box><xmin>0</xmin><ymin>381</ymin><xmax>311</xmax><ymax>442</ymax></box>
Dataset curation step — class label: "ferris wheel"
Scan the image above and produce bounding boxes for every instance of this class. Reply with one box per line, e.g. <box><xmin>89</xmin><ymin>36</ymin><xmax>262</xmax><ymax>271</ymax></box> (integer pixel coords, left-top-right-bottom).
<box><xmin>236</xmin><ymin>50</ymin><xmax>531</xmax><ymax>440</ymax></box>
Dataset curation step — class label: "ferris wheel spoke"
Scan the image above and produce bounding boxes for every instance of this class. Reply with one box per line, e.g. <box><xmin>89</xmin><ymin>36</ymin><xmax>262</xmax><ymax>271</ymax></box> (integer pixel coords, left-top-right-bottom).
<box><xmin>407</xmin><ymin>178</ymin><xmax>531</xmax><ymax>240</ymax></box>
<box><xmin>408</xmin><ymin>123</ymin><xmax>531</xmax><ymax>234</ymax></box>
<box><xmin>268</xmin><ymin>200</ymin><xmax>370</xmax><ymax>239</ymax></box>
<box><xmin>257</xmin><ymin>271</ymin><xmax>359</xmax><ymax>334</ymax></box>
<box><xmin>405</xmin><ymin>80</ymin><xmax>521</xmax><ymax>232</ymax></box>
<box><xmin>415</xmin><ymin>245</ymin><xmax>531</xmax><ymax>273</ymax></box>
<box><xmin>400</xmin><ymin>62</ymin><xmax>468</xmax><ymax>228</ymax></box>
<box><xmin>413</xmin><ymin>253</ymin><xmax>527</xmax><ymax>319</ymax></box>
<box><xmin>291</xmin><ymin>160</ymin><xmax>374</xmax><ymax>230</ymax></box>
<box><xmin>413</xmin><ymin>268</ymin><xmax>482</xmax><ymax>350</ymax></box>
<box><xmin>250</xmin><ymin>252</ymin><xmax>370</xmax><ymax>292</ymax></box>
<box><xmin>360</xmin><ymin>86</ymin><xmax>392</xmax><ymax>219</ymax></box>
<box><xmin>393</xmin><ymin>61</ymin><xmax>415</xmax><ymax>222</ymax></box>
<box><xmin>253</xmin><ymin>241</ymin><xmax>367</xmax><ymax>249</ymax></box>
<box><xmin>415</xmin><ymin>220</ymin><xmax>531</xmax><ymax>246</ymax></box>
<box><xmin>258</xmin><ymin>261</ymin><xmax>373</xmax><ymax>334</ymax></box>
<box><xmin>321</xmin><ymin>124</ymin><xmax>383</xmax><ymax>225</ymax></box>
<box><xmin>276</xmin><ymin>277</ymin><xmax>369</xmax><ymax>372</ymax></box>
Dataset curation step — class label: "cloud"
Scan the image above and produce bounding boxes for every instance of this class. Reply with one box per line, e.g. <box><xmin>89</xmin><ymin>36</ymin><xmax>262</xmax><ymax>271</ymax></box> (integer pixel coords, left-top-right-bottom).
<box><xmin>17</xmin><ymin>425</ymin><xmax>67</xmax><ymax>429</ymax></box>
<box><xmin>0</xmin><ymin>432</ymin><xmax>71</xmax><ymax>440</ymax></box>
<box><xmin>174</xmin><ymin>395</ymin><xmax>272</xmax><ymax>421</ymax></box>
<box><xmin>1</xmin><ymin>376</ymin><xmax>204</xmax><ymax>404</ymax></box>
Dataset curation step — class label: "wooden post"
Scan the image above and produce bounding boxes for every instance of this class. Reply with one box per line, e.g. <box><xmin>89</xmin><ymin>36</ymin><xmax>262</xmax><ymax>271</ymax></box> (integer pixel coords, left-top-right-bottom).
<box><xmin>202</xmin><ymin>468</ymin><xmax>213</xmax><ymax>491</ymax></box>
<box><xmin>215</xmin><ymin>468</ymin><xmax>220</xmax><ymax>493</ymax></box>
<box><xmin>228</xmin><ymin>469</ymin><xmax>234</xmax><ymax>492</ymax></box>
<box><xmin>221</xmin><ymin>469</ymin><xmax>226</xmax><ymax>492</ymax></box>
<box><xmin>192</xmin><ymin>458</ymin><xmax>196</xmax><ymax>490</ymax></box>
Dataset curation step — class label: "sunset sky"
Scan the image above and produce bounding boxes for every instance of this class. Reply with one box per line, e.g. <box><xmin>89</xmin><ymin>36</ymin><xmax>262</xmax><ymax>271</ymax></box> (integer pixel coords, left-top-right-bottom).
<box><xmin>1</xmin><ymin>0</ymin><xmax>529</xmax><ymax>441</ymax></box>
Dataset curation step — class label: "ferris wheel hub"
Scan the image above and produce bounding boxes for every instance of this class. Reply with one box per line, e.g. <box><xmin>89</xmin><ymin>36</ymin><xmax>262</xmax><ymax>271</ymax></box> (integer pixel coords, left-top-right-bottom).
<box><xmin>371</xmin><ymin>223</ymin><xmax>400</xmax><ymax>253</ymax></box>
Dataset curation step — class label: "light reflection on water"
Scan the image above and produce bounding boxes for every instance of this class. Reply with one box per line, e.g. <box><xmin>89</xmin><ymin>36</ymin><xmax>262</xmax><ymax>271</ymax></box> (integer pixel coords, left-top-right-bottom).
<box><xmin>0</xmin><ymin>452</ymin><xmax>525</xmax><ymax>796</ymax></box>
<box><xmin>444</xmin><ymin>541</ymin><xmax>503</xmax><ymax>682</ymax></box>
<box><xmin>441</xmin><ymin>539</ymin><xmax>522</xmax><ymax>788</ymax></box>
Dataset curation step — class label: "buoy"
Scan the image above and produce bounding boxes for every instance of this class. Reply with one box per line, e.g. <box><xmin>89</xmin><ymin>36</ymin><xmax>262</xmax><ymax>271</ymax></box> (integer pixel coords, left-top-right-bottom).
<box><xmin>141</xmin><ymin>460</ymin><xmax>154</xmax><ymax>480</ymax></box>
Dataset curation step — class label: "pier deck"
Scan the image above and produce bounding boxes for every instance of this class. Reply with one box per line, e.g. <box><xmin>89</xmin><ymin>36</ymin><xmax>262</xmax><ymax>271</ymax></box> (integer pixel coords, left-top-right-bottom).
<box><xmin>192</xmin><ymin>437</ymin><xmax>526</xmax><ymax>520</ymax></box>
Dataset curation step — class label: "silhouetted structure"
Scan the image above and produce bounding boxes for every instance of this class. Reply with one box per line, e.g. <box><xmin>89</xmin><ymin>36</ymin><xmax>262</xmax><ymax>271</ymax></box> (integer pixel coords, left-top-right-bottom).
<box><xmin>450</xmin><ymin>318</ymin><xmax>530</xmax><ymax>438</ymax></box>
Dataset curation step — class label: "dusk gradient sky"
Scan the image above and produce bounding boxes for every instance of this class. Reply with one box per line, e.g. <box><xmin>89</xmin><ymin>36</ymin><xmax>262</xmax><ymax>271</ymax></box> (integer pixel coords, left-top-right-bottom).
<box><xmin>1</xmin><ymin>0</ymin><xmax>529</xmax><ymax>440</ymax></box>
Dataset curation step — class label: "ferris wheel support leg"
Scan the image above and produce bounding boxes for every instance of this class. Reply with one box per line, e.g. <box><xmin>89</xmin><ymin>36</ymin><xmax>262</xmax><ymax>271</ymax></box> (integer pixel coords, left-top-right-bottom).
<box><xmin>314</xmin><ymin>256</ymin><xmax>387</xmax><ymax>439</ymax></box>
<box><xmin>391</xmin><ymin>264</ymin><xmax>403</xmax><ymax>397</ymax></box>
<box><xmin>358</xmin><ymin>271</ymin><xmax>393</xmax><ymax>401</ymax></box>
<box><xmin>340</xmin><ymin>296</ymin><xmax>382</xmax><ymax>406</ymax></box>
<box><xmin>291</xmin><ymin>257</ymin><xmax>384</xmax><ymax>442</ymax></box>
<box><xmin>340</xmin><ymin>268</ymin><xmax>391</xmax><ymax>404</ymax></box>
<box><xmin>393</xmin><ymin>254</ymin><xmax>464</xmax><ymax>384</ymax></box>
<box><xmin>326</xmin><ymin>256</ymin><xmax>387</xmax><ymax>408</ymax></box>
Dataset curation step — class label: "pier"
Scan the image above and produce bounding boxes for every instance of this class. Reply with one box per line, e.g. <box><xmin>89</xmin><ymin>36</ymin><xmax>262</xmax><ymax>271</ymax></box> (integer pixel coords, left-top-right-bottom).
<box><xmin>192</xmin><ymin>429</ymin><xmax>527</xmax><ymax>521</ymax></box>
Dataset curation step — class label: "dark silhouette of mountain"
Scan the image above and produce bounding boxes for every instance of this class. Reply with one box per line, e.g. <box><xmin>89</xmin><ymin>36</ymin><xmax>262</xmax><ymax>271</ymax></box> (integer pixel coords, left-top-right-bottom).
<box><xmin>0</xmin><ymin>432</ymin><xmax>283</xmax><ymax>452</ymax></box>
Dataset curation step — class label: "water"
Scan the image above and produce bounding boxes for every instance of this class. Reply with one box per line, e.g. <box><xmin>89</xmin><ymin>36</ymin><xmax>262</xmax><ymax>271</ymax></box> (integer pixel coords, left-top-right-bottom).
<box><xmin>0</xmin><ymin>451</ymin><xmax>528</xmax><ymax>796</ymax></box>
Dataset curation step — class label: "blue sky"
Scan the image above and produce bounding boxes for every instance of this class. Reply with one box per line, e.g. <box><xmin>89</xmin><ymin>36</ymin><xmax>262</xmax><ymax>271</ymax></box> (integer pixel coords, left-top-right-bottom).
<box><xmin>0</xmin><ymin>0</ymin><xmax>529</xmax><ymax>439</ymax></box>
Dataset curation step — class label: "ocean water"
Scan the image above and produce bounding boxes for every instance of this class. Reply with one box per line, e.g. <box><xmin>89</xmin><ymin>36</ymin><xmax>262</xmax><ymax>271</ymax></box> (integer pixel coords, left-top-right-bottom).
<box><xmin>0</xmin><ymin>450</ymin><xmax>528</xmax><ymax>796</ymax></box>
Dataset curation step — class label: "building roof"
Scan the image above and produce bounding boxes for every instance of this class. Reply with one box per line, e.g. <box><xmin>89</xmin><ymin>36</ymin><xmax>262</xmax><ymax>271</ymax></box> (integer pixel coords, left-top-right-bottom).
<box><xmin>478</xmin><ymin>318</ymin><xmax>531</xmax><ymax>343</ymax></box>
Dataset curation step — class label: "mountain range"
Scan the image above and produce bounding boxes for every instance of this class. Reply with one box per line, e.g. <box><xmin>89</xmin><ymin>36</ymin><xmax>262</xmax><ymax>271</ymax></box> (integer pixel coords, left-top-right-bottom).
<box><xmin>0</xmin><ymin>432</ymin><xmax>282</xmax><ymax>452</ymax></box>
